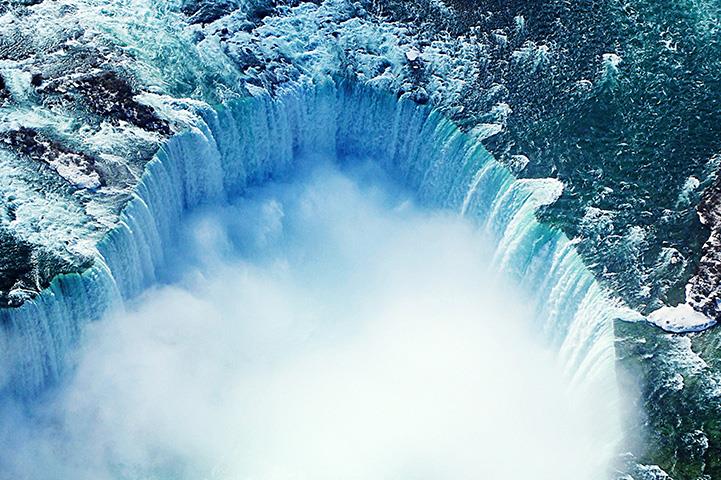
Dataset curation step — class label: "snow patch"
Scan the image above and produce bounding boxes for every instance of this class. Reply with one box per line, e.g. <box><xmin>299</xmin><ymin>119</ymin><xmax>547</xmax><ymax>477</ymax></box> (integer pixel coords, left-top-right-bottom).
<box><xmin>648</xmin><ymin>303</ymin><xmax>717</xmax><ymax>333</ymax></box>
<box><xmin>469</xmin><ymin>123</ymin><xmax>503</xmax><ymax>140</ymax></box>
<box><xmin>49</xmin><ymin>152</ymin><xmax>101</xmax><ymax>190</ymax></box>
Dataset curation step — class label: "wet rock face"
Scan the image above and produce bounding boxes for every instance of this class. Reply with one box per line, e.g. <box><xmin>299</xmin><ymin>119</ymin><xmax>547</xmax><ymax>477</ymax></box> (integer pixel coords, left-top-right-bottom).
<box><xmin>72</xmin><ymin>70</ymin><xmax>169</xmax><ymax>134</ymax></box>
<box><xmin>0</xmin><ymin>75</ymin><xmax>8</xmax><ymax>100</ymax></box>
<box><xmin>181</xmin><ymin>0</ymin><xmax>247</xmax><ymax>25</ymax></box>
<box><xmin>37</xmin><ymin>69</ymin><xmax>171</xmax><ymax>135</ymax></box>
<box><xmin>180</xmin><ymin>0</ymin><xmax>290</xmax><ymax>26</ymax></box>
<box><xmin>1</xmin><ymin>128</ymin><xmax>104</xmax><ymax>190</ymax></box>
<box><xmin>688</xmin><ymin>174</ymin><xmax>721</xmax><ymax>320</ymax></box>
<box><xmin>0</xmin><ymin>228</ymin><xmax>90</xmax><ymax>308</ymax></box>
<box><xmin>3</xmin><ymin>128</ymin><xmax>56</xmax><ymax>161</ymax></box>
<box><xmin>0</xmin><ymin>126</ymin><xmax>104</xmax><ymax>305</ymax></box>
<box><xmin>0</xmin><ymin>231</ymin><xmax>35</xmax><ymax>307</ymax></box>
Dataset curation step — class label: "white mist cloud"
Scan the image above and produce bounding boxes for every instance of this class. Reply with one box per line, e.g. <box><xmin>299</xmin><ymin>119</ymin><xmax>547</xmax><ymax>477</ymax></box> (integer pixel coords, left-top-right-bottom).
<box><xmin>0</xmin><ymin>162</ymin><xmax>618</xmax><ymax>479</ymax></box>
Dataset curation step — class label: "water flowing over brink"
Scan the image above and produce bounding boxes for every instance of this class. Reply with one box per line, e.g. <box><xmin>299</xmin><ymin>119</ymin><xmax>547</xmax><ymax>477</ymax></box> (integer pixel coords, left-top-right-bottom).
<box><xmin>0</xmin><ymin>79</ymin><xmax>622</xmax><ymax>415</ymax></box>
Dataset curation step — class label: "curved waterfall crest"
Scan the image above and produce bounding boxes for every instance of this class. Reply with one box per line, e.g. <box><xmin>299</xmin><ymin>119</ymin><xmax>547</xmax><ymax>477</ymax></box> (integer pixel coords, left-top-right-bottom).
<box><xmin>0</xmin><ymin>78</ymin><xmax>622</xmax><ymax>413</ymax></box>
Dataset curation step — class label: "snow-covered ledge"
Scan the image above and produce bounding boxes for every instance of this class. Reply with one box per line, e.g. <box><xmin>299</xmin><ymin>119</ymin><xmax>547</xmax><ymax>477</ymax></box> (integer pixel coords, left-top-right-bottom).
<box><xmin>648</xmin><ymin>303</ymin><xmax>717</xmax><ymax>333</ymax></box>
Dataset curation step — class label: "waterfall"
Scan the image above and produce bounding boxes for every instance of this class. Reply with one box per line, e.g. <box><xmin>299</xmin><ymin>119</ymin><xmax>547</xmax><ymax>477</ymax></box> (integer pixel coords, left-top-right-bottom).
<box><xmin>0</xmin><ymin>77</ymin><xmax>622</xmax><ymax>432</ymax></box>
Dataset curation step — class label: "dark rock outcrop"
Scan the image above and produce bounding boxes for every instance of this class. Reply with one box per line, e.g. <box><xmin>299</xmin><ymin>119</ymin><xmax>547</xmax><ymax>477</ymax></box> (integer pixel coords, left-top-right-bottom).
<box><xmin>38</xmin><ymin>69</ymin><xmax>171</xmax><ymax>135</ymax></box>
<box><xmin>688</xmin><ymin>173</ymin><xmax>721</xmax><ymax>321</ymax></box>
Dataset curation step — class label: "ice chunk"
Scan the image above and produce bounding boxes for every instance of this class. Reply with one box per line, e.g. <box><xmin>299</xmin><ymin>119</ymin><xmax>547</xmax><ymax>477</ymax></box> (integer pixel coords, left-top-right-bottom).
<box><xmin>648</xmin><ymin>303</ymin><xmax>717</xmax><ymax>333</ymax></box>
<box><xmin>405</xmin><ymin>48</ymin><xmax>420</xmax><ymax>62</ymax></box>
